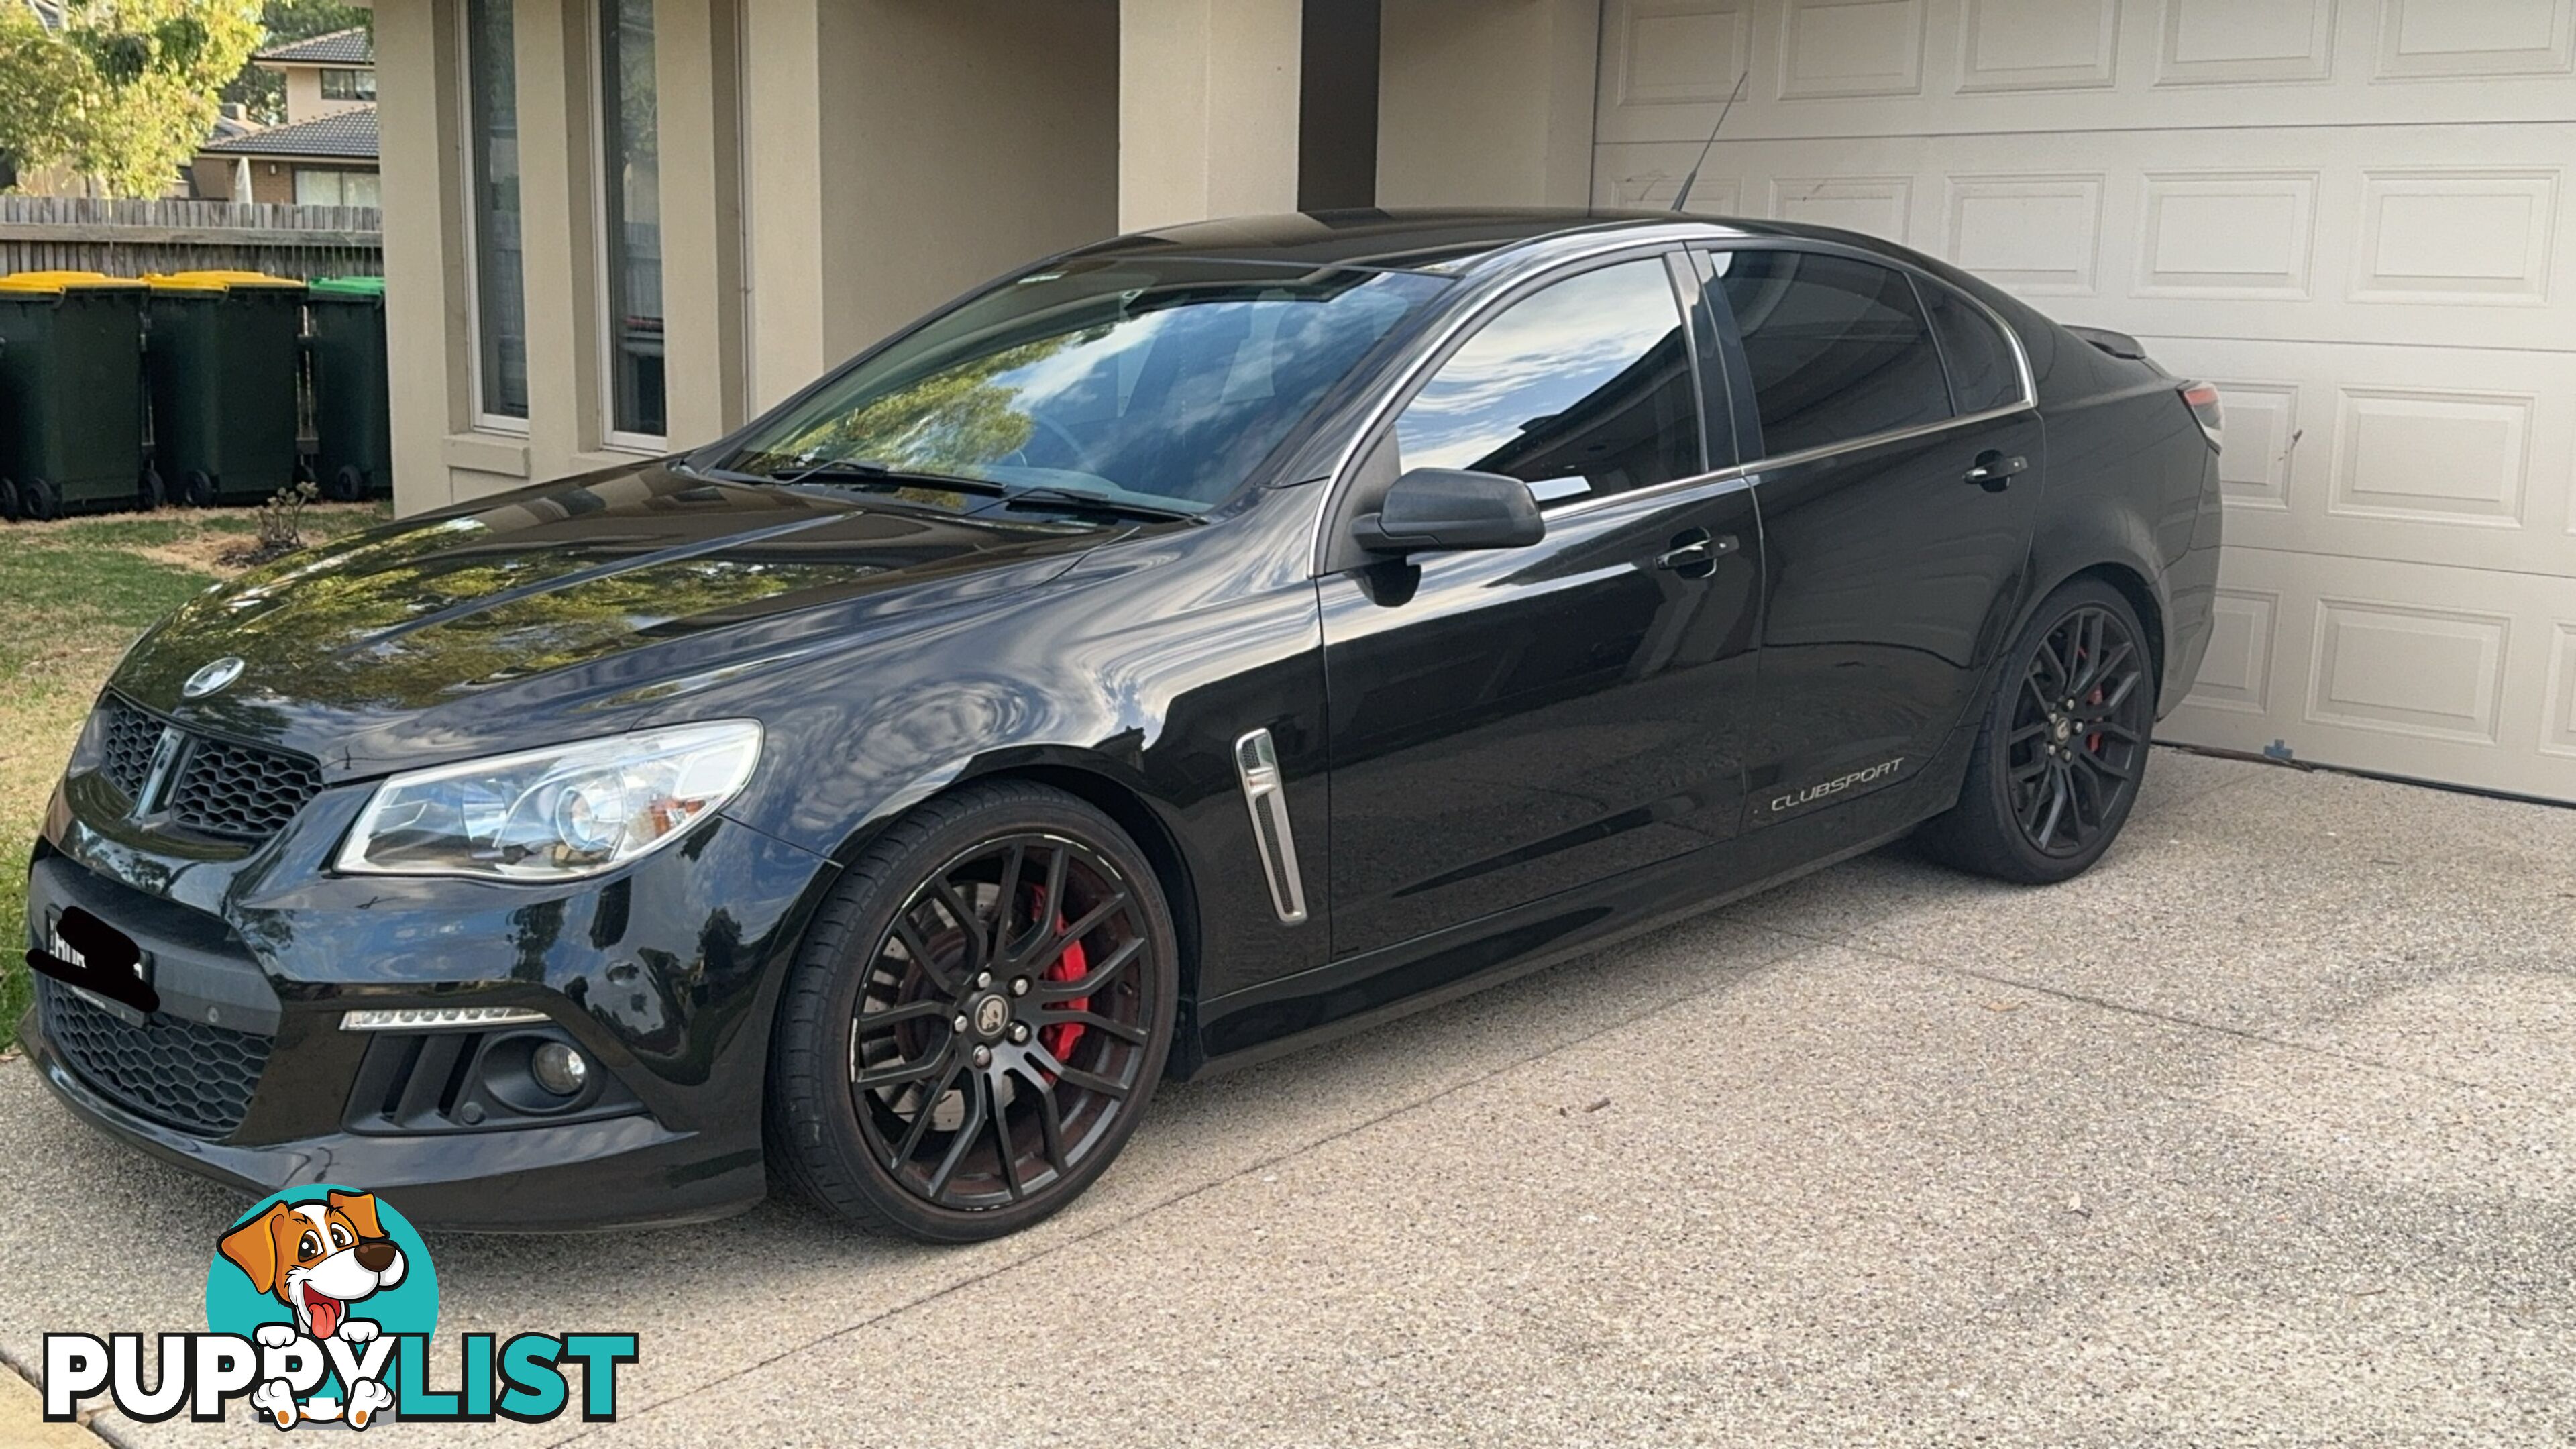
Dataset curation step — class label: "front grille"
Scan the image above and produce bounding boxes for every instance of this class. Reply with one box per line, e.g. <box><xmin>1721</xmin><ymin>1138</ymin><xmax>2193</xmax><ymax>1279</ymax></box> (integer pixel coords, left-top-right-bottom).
<box><xmin>165</xmin><ymin>737</ymin><xmax>325</xmax><ymax>840</ymax></box>
<box><xmin>36</xmin><ymin>977</ymin><xmax>271</xmax><ymax>1137</ymax></box>
<box><xmin>99</xmin><ymin>702</ymin><xmax>162</xmax><ymax>799</ymax></box>
<box><xmin>91</xmin><ymin>698</ymin><xmax>323</xmax><ymax>843</ymax></box>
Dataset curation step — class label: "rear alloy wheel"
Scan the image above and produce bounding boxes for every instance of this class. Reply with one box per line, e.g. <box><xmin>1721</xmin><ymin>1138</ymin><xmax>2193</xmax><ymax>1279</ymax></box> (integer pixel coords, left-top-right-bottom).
<box><xmin>767</xmin><ymin>782</ymin><xmax>1177</xmax><ymax>1241</ymax></box>
<box><xmin>1918</xmin><ymin>578</ymin><xmax>2153</xmax><ymax>883</ymax></box>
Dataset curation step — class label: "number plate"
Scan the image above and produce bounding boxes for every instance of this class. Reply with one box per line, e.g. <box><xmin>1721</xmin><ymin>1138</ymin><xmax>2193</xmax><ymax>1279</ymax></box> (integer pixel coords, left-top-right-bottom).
<box><xmin>47</xmin><ymin>910</ymin><xmax>152</xmax><ymax>1026</ymax></box>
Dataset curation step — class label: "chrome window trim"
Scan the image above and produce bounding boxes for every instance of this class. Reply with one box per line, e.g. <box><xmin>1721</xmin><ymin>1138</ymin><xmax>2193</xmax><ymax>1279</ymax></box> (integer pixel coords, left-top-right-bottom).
<box><xmin>1305</xmin><ymin>229</ymin><xmax>2039</xmax><ymax>576</ymax></box>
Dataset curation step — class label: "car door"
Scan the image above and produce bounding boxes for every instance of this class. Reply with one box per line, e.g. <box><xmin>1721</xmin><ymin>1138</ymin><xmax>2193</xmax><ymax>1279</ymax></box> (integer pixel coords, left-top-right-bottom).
<box><xmin>1693</xmin><ymin>245</ymin><xmax>2045</xmax><ymax>830</ymax></box>
<box><xmin>1317</xmin><ymin>251</ymin><xmax>1764</xmax><ymax>960</ymax></box>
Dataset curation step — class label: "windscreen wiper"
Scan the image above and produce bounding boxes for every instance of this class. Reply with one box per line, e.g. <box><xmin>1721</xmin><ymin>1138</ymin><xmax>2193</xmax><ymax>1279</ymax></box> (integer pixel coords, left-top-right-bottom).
<box><xmin>746</xmin><ymin>457</ymin><xmax>1012</xmax><ymax>496</ymax></box>
<box><xmin>998</xmin><ymin>485</ymin><xmax>1201</xmax><ymax>523</ymax></box>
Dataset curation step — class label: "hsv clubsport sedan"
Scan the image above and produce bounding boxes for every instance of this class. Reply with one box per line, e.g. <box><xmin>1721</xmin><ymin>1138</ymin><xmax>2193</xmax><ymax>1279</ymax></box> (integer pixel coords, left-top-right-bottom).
<box><xmin>23</xmin><ymin>211</ymin><xmax>2221</xmax><ymax>1241</ymax></box>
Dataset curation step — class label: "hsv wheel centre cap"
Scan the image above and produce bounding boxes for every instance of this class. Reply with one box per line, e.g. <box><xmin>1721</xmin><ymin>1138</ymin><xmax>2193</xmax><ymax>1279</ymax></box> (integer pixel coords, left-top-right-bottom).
<box><xmin>969</xmin><ymin>993</ymin><xmax>1010</xmax><ymax>1040</ymax></box>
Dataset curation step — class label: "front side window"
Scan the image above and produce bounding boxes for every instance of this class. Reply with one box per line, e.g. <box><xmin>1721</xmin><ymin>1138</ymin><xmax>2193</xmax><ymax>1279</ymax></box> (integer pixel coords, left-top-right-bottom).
<box><xmin>1711</xmin><ymin>250</ymin><xmax>1951</xmax><ymax>460</ymax></box>
<box><xmin>598</xmin><ymin>0</ymin><xmax>663</xmax><ymax>439</ymax></box>
<box><xmin>720</xmin><ymin>259</ymin><xmax>1448</xmax><ymax>512</ymax></box>
<box><xmin>463</xmin><ymin>0</ymin><xmax>526</xmax><ymax>420</ymax></box>
<box><xmin>1394</xmin><ymin>257</ymin><xmax>1701</xmax><ymax>508</ymax></box>
<box><xmin>320</xmin><ymin>68</ymin><xmax>376</xmax><ymax>101</ymax></box>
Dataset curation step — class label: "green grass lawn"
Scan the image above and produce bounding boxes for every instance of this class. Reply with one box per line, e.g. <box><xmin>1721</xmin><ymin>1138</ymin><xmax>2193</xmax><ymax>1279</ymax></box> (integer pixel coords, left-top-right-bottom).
<box><xmin>0</xmin><ymin>502</ymin><xmax>390</xmax><ymax>1054</ymax></box>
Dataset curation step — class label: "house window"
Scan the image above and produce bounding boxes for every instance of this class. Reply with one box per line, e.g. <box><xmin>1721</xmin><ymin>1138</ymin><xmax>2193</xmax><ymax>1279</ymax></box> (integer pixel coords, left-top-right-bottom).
<box><xmin>596</xmin><ymin>0</ymin><xmax>664</xmax><ymax>441</ymax></box>
<box><xmin>464</xmin><ymin>0</ymin><xmax>527</xmax><ymax>423</ymax></box>
<box><xmin>294</xmin><ymin>168</ymin><xmax>381</xmax><ymax>208</ymax></box>
<box><xmin>320</xmin><ymin>68</ymin><xmax>376</xmax><ymax>101</ymax></box>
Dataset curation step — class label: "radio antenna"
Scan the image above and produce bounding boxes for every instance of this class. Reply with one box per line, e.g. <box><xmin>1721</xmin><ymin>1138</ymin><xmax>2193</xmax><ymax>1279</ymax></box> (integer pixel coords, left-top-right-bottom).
<box><xmin>1670</xmin><ymin>68</ymin><xmax>1748</xmax><ymax>214</ymax></box>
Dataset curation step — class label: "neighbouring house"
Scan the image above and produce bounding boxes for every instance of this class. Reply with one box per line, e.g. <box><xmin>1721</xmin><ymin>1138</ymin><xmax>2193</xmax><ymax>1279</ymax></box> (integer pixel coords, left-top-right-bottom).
<box><xmin>194</xmin><ymin>26</ymin><xmax>380</xmax><ymax>206</ymax></box>
<box><xmin>359</xmin><ymin>0</ymin><xmax>2576</xmax><ymax>810</ymax></box>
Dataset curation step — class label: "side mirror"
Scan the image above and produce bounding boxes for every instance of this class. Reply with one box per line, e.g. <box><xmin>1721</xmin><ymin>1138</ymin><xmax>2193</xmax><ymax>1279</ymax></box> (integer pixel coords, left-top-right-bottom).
<box><xmin>1350</xmin><ymin>468</ymin><xmax>1545</xmax><ymax>556</ymax></box>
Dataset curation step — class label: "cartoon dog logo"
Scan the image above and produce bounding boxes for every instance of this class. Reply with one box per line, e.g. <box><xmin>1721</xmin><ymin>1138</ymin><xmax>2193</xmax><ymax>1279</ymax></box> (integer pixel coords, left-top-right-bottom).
<box><xmin>219</xmin><ymin>1189</ymin><xmax>407</xmax><ymax>1428</ymax></box>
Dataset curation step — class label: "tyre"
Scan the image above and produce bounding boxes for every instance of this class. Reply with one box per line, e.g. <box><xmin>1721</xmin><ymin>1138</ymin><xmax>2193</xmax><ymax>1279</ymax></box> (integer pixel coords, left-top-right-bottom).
<box><xmin>328</xmin><ymin>464</ymin><xmax>366</xmax><ymax>502</ymax></box>
<box><xmin>1917</xmin><ymin>576</ymin><xmax>2155</xmax><ymax>884</ymax></box>
<box><xmin>766</xmin><ymin>780</ymin><xmax>1179</xmax><ymax>1242</ymax></box>
<box><xmin>0</xmin><ymin>478</ymin><xmax>19</xmax><ymax>523</ymax></box>
<box><xmin>180</xmin><ymin>470</ymin><xmax>217</xmax><ymax>508</ymax></box>
<box><xmin>20</xmin><ymin>478</ymin><xmax>60</xmax><ymax>521</ymax></box>
<box><xmin>138</xmin><ymin>468</ymin><xmax>166</xmax><ymax>511</ymax></box>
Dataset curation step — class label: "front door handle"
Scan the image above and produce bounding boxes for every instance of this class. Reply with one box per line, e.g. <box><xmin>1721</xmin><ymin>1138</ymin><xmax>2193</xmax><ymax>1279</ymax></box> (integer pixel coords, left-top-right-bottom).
<box><xmin>1964</xmin><ymin>451</ymin><xmax>2027</xmax><ymax>491</ymax></box>
<box><xmin>1655</xmin><ymin>528</ymin><xmax>1739</xmax><ymax>579</ymax></box>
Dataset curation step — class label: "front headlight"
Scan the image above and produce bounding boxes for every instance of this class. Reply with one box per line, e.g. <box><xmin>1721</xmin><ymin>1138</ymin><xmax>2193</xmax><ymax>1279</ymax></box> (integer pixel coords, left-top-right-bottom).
<box><xmin>335</xmin><ymin>721</ymin><xmax>763</xmax><ymax>881</ymax></box>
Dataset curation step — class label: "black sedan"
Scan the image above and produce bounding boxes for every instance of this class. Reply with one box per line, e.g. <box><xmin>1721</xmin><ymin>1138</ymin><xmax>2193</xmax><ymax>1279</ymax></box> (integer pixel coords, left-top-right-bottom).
<box><xmin>22</xmin><ymin>211</ymin><xmax>2221</xmax><ymax>1241</ymax></box>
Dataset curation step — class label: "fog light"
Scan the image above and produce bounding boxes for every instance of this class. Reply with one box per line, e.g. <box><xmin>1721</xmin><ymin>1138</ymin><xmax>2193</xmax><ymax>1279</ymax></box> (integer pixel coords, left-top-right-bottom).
<box><xmin>531</xmin><ymin>1042</ymin><xmax>589</xmax><ymax>1097</ymax></box>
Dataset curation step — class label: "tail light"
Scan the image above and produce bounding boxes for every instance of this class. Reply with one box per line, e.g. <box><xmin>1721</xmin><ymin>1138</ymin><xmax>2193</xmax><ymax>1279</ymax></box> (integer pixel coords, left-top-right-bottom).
<box><xmin>2180</xmin><ymin>381</ymin><xmax>2223</xmax><ymax>453</ymax></box>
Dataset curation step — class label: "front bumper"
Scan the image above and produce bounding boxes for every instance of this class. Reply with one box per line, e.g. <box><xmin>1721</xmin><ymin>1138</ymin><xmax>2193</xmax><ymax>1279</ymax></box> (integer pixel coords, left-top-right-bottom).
<box><xmin>24</xmin><ymin>778</ymin><xmax>834</xmax><ymax>1232</ymax></box>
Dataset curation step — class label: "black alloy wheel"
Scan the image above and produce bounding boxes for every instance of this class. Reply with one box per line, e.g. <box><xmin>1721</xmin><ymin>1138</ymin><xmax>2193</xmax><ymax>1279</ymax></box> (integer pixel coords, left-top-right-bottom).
<box><xmin>2008</xmin><ymin>602</ymin><xmax>2149</xmax><ymax>857</ymax></box>
<box><xmin>768</xmin><ymin>782</ymin><xmax>1177</xmax><ymax>1240</ymax></box>
<box><xmin>1919</xmin><ymin>577</ymin><xmax>2154</xmax><ymax>884</ymax></box>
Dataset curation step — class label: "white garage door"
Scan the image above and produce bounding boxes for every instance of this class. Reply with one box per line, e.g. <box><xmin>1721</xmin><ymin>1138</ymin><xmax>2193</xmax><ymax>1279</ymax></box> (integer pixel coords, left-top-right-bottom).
<box><xmin>1592</xmin><ymin>0</ymin><xmax>2576</xmax><ymax>804</ymax></box>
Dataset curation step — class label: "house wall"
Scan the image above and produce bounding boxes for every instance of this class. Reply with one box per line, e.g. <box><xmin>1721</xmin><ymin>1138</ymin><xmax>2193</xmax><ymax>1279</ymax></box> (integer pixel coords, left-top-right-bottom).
<box><xmin>378</xmin><ymin>0</ymin><xmax>1122</xmax><ymax>512</ymax></box>
<box><xmin>280</xmin><ymin>66</ymin><xmax>374</xmax><ymax>125</ymax></box>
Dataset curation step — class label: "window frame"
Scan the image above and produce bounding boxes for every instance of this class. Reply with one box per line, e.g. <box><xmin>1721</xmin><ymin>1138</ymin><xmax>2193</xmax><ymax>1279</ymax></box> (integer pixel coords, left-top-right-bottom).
<box><xmin>589</xmin><ymin>0</ymin><xmax>667</xmax><ymax>453</ymax></box>
<box><xmin>1695</xmin><ymin>241</ymin><xmax>2036</xmax><ymax>471</ymax></box>
<box><xmin>320</xmin><ymin>67</ymin><xmax>376</xmax><ymax>101</ymax></box>
<box><xmin>1312</xmin><ymin>241</ymin><xmax>1733</xmax><ymax>575</ymax></box>
<box><xmin>456</xmin><ymin>0</ymin><xmax>529</xmax><ymax>432</ymax></box>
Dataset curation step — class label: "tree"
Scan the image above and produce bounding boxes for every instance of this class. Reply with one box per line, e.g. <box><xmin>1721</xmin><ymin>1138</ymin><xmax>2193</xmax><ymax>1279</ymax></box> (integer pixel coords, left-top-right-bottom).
<box><xmin>0</xmin><ymin>0</ymin><xmax>263</xmax><ymax>197</ymax></box>
<box><xmin>222</xmin><ymin>0</ymin><xmax>366</xmax><ymax>125</ymax></box>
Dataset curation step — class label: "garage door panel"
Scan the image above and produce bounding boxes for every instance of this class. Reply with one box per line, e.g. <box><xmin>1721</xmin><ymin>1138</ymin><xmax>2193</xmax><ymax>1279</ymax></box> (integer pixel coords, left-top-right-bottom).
<box><xmin>1592</xmin><ymin>127</ymin><xmax>2576</xmax><ymax>353</ymax></box>
<box><xmin>2137</xmin><ymin>336</ymin><xmax>2576</xmax><ymax>578</ymax></box>
<box><xmin>1594</xmin><ymin>0</ymin><xmax>2576</xmax><ymax>147</ymax></box>
<box><xmin>2165</xmin><ymin>548</ymin><xmax>2576</xmax><ymax>800</ymax></box>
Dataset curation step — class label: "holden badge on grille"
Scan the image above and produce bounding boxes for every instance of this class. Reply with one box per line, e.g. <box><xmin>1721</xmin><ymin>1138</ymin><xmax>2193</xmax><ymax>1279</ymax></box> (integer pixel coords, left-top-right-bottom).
<box><xmin>182</xmin><ymin>657</ymin><xmax>244</xmax><ymax>698</ymax></box>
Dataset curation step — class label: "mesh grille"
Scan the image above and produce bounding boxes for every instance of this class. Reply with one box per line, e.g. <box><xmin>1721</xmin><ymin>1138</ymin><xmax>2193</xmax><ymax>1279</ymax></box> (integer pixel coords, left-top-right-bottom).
<box><xmin>92</xmin><ymin>697</ymin><xmax>325</xmax><ymax>842</ymax></box>
<box><xmin>97</xmin><ymin>701</ymin><xmax>162</xmax><ymax>800</ymax></box>
<box><xmin>37</xmin><ymin>977</ymin><xmax>270</xmax><ymax>1137</ymax></box>
<box><xmin>164</xmin><ymin>737</ymin><xmax>325</xmax><ymax>841</ymax></box>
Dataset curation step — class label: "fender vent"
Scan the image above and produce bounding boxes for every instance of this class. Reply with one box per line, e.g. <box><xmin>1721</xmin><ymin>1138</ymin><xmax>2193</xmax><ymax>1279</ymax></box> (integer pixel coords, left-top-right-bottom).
<box><xmin>1233</xmin><ymin>728</ymin><xmax>1307</xmax><ymax>926</ymax></box>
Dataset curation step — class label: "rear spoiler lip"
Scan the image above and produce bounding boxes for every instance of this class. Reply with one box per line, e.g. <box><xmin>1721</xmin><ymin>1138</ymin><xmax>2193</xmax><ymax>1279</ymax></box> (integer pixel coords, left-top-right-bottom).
<box><xmin>2066</xmin><ymin>325</ymin><xmax>2149</xmax><ymax>360</ymax></box>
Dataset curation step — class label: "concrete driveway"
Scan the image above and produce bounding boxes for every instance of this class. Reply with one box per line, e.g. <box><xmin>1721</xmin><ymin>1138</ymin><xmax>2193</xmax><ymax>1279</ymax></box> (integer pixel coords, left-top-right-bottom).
<box><xmin>5</xmin><ymin>749</ymin><xmax>2573</xmax><ymax>1446</ymax></box>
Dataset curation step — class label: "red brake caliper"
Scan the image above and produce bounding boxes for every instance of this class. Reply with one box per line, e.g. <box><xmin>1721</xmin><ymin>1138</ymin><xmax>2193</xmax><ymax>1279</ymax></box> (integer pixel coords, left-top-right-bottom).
<box><xmin>1026</xmin><ymin>889</ymin><xmax>1089</xmax><ymax>1068</ymax></box>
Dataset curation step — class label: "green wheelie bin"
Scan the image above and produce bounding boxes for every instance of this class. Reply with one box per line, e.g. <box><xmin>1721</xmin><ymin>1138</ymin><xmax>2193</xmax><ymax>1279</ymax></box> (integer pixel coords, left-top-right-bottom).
<box><xmin>0</xmin><ymin>271</ymin><xmax>151</xmax><ymax>520</ymax></box>
<box><xmin>305</xmin><ymin>276</ymin><xmax>392</xmax><ymax>500</ymax></box>
<box><xmin>144</xmin><ymin>270</ymin><xmax>308</xmax><ymax>507</ymax></box>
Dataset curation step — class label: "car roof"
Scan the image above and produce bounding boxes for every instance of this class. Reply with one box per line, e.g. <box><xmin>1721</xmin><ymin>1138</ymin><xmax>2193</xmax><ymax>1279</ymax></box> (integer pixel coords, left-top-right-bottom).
<box><xmin>1064</xmin><ymin>207</ymin><xmax>1849</xmax><ymax>275</ymax></box>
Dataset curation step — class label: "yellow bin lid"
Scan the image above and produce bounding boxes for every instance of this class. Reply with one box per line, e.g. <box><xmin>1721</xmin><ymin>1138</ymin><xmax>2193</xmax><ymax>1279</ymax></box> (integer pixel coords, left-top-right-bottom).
<box><xmin>0</xmin><ymin>270</ymin><xmax>148</xmax><ymax>294</ymax></box>
<box><xmin>144</xmin><ymin>270</ymin><xmax>308</xmax><ymax>294</ymax></box>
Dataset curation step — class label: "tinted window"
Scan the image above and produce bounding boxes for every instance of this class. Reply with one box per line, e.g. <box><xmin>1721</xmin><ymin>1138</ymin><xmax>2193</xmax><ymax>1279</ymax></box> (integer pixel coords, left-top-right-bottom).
<box><xmin>1712</xmin><ymin>250</ymin><xmax>1950</xmax><ymax>458</ymax></box>
<box><xmin>1920</xmin><ymin>280</ymin><xmax>2021</xmax><ymax>415</ymax></box>
<box><xmin>1397</xmin><ymin>258</ymin><xmax>1701</xmax><ymax>508</ymax></box>
<box><xmin>724</xmin><ymin>260</ymin><xmax>1448</xmax><ymax>511</ymax></box>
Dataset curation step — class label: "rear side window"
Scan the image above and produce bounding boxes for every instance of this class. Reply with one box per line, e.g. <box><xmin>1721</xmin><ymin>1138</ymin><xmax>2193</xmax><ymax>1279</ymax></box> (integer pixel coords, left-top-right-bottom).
<box><xmin>1395</xmin><ymin>257</ymin><xmax>1702</xmax><ymax>508</ymax></box>
<box><xmin>1919</xmin><ymin>280</ymin><xmax>2023</xmax><ymax>415</ymax></box>
<box><xmin>1709</xmin><ymin>250</ymin><xmax>1951</xmax><ymax>459</ymax></box>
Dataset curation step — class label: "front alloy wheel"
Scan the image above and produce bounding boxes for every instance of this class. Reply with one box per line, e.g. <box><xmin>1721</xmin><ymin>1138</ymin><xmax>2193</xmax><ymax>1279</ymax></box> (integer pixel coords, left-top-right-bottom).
<box><xmin>768</xmin><ymin>782</ymin><xmax>1177</xmax><ymax>1240</ymax></box>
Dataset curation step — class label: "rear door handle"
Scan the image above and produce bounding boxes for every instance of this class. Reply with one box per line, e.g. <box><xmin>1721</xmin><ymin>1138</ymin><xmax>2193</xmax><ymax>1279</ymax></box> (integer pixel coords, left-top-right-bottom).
<box><xmin>1964</xmin><ymin>451</ymin><xmax>2027</xmax><ymax>491</ymax></box>
<box><xmin>1655</xmin><ymin>528</ymin><xmax>1739</xmax><ymax>579</ymax></box>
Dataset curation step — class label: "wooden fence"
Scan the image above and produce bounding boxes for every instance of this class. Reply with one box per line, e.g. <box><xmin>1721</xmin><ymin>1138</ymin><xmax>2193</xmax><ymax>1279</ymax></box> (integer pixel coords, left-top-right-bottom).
<box><xmin>0</xmin><ymin>195</ymin><xmax>382</xmax><ymax>281</ymax></box>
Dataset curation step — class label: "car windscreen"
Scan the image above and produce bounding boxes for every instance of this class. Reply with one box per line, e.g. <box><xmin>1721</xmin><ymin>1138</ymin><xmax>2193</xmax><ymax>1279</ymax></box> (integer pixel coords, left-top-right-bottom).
<box><xmin>718</xmin><ymin>258</ymin><xmax>1452</xmax><ymax>513</ymax></box>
